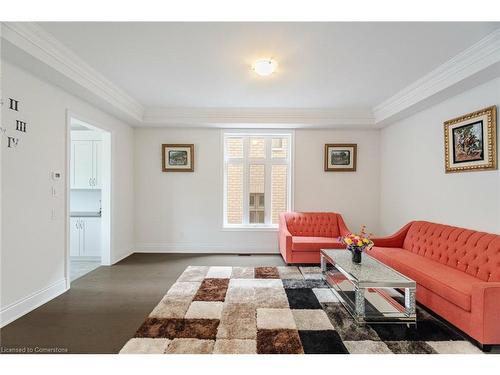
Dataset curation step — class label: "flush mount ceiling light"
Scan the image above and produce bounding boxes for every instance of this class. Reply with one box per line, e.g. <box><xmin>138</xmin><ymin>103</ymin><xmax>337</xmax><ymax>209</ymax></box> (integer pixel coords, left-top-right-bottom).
<box><xmin>252</xmin><ymin>58</ymin><xmax>278</xmax><ymax>76</ymax></box>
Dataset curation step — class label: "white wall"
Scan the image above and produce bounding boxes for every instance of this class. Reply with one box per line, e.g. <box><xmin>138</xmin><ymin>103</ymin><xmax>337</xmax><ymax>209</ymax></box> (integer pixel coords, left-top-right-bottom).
<box><xmin>294</xmin><ymin>129</ymin><xmax>380</xmax><ymax>233</ymax></box>
<box><xmin>70</xmin><ymin>190</ymin><xmax>101</xmax><ymax>213</ymax></box>
<box><xmin>379</xmin><ymin>78</ymin><xmax>500</xmax><ymax>235</ymax></box>
<box><xmin>1</xmin><ymin>62</ymin><xmax>135</xmax><ymax>325</ymax></box>
<box><xmin>134</xmin><ymin>127</ymin><xmax>380</xmax><ymax>253</ymax></box>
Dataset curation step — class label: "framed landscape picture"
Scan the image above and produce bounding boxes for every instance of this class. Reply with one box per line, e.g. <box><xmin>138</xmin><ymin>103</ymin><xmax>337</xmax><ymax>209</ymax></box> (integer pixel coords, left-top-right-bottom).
<box><xmin>324</xmin><ymin>144</ymin><xmax>357</xmax><ymax>172</ymax></box>
<box><xmin>162</xmin><ymin>144</ymin><xmax>194</xmax><ymax>172</ymax></box>
<box><xmin>444</xmin><ymin>106</ymin><xmax>497</xmax><ymax>173</ymax></box>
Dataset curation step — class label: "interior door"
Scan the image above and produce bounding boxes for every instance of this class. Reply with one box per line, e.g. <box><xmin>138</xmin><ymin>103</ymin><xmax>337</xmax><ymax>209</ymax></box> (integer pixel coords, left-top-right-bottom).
<box><xmin>73</xmin><ymin>140</ymin><xmax>94</xmax><ymax>189</ymax></box>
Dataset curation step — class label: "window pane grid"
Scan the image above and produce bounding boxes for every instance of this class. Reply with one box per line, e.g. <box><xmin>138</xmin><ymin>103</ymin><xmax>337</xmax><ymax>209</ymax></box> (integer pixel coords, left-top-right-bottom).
<box><xmin>224</xmin><ymin>133</ymin><xmax>291</xmax><ymax>227</ymax></box>
<box><xmin>226</xmin><ymin>163</ymin><xmax>243</xmax><ymax>224</ymax></box>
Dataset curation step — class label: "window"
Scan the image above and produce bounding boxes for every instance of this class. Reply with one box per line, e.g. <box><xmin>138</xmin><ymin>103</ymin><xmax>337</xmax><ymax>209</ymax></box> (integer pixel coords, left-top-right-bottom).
<box><xmin>223</xmin><ymin>131</ymin><xmax>292</xmax><ymax>228</ymax></box>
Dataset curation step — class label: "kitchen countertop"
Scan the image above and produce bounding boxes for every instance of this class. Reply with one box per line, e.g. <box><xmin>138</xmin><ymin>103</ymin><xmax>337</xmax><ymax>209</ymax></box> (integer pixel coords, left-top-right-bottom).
<box><xmin>70</xmin><ymin>211</ymin><xmax>101</xmax><ymax>218</ymax></box>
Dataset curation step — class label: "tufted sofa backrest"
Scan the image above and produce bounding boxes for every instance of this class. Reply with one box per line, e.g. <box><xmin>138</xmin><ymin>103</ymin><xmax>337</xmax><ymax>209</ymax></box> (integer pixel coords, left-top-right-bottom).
<box><xmin>284</xmin><ymin>212</ymin><xmax>341</xmax><ymax>238</ymax></box>
<box><xmin>403</xmin><ymin>221</ymin><xmax>500</xmax><ymax>282</ymax></box>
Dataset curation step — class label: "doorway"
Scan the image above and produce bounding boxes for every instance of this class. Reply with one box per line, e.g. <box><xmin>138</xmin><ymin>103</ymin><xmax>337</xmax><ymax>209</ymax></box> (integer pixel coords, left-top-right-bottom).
<box><xmin>66</xmin><ymin>114</ymin><xmax>111</xmax><ymax>284</ymax></box>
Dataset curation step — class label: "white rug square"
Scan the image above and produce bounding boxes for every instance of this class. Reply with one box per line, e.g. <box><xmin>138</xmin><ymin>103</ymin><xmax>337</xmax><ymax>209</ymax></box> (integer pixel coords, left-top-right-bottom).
<box><xmin>213</xmin><ymin>339</ymin><xmax>257</xmax><ymax>354</ymax></box>
<box><xmin>185</xmin><ymin>301</ymin><xmax>224</xmax><ymax>319</ymax></box>
<box><xmin>149</xmin><ymin>299</ymin><xmax>191</xmax><ymax>319</ymax></box>
<box><xmin>231</xmin><ymin>267</ymin><xmax>255</xmax><ymax>279</ymax></box>
<box><xmin>254</xmin><ymin>287</ymin><xmax>289</xmax><ymax>308</ymax></box>
<box><xmin>312</xmin><ymin>288</ymin><xmax>339</xmax><ymax>303</ymax></box>
<box><xmin>177</xmin><ymin>266</ymin><xmax>209</xmax><ymax>282</ymax></box>
<box><xmin>206</xmin><ymin>266</ymin><xmax>232</xmax><ymax>278</ymax></box>
<box><xmin>257</xmin><ymin>308</ymin><xmax>296</xmax><ymax>329</ymax></box>
<box><xmin>292</xmin><ymin>309</ymin><xmax>334</xmax><ymax>330</ymax></box>
<box><xmin>229</xmin><ymin>278</ymin><xmax>283</xmax><ymax>289</ymax></box>
<box><xmin>166</xmin><ymin>339</ymin><xmax>214</xmax><ymax>354</ymax></box>
<box><xmin>299</xmin><ymin>266</ymin><xmax>323</xmax><ymax>280</ymax></box>
<box><xmin>344</xmin><ymin>340</ymin><xmax>393</xmax><ymax>354</ymax></box>
<box><xmin>166</xmin><ymin>282</ymin><xmax>201</xmax><ymax>298</ymax></box>
<box><xmin>119</xmin><ymin>338</ymin><xmax>170</xmax><ymax>354</ymax></box>
<box><xmin>427</xmin><ymin>341</ymin><xmax>483</xmax><ymax>354</ymax></box>
<box><xmin>225</xmin><ymin>286</ymin><xmax>255</xmax><ymax>304</ymax></box>
<box><xmin>277</xmin><ymin>266</ymin><xmax>304</xmax><ymax>280</ymax></box>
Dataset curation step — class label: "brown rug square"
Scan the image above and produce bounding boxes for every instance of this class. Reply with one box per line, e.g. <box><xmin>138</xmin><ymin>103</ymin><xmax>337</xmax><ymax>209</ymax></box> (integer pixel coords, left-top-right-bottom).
<box><xmin>256</xmin><ymin>329</ymin><xmax>304</xmax><ymax>354</ymax></box>
<box><xmin>134</xmin><ymin>318</ymin><xmax>220</xmax><ymax>340</ymax></box>
<box><xmin>193</xmin><ymin>278</ymin><xmax>229</xmax><ymax>302</ymax></box>
<box><xmin>255</xmin><ymin>267</ymin><xmax>280</xmax><ymax>279</ymax></box>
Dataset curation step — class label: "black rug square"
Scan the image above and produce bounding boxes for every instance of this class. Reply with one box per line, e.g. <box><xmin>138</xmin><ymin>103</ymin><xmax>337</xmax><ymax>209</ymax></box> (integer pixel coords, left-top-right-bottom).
<box><xmin>298</xmin><ymin>330</ymin><xmax>349</xmax><ymax>354</ymax></box>
<box><xmin>371</xmin><ymin>320</ymin><xmax>464</xmax><ymax>342</ymax></box>
<box><xmin>322</xmin><ymin>303</ymin><xmax>380</xmax><ymax>341</ymax></box>
<box><xmin>285</xmin><ymin>288</ymin><xmax>322</xmax><ymax>309</ymax></box>
<box><xmin>385</xmin><ymin>341</ymin><xmax>437</xmax><ymax>354</ymax></box>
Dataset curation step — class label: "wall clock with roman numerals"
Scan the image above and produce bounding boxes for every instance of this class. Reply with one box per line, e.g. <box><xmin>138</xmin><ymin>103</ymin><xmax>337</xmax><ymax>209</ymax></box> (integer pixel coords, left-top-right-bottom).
<box><xmin>1</xmin><ymin>97</ymin><xmax>28</xmax><ymax>149</ymax></box>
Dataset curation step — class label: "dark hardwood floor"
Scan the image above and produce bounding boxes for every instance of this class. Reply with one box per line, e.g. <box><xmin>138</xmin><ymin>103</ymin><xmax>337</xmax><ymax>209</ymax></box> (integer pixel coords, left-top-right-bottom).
<box><xmin>0</xmin><ymin>253</ymin><xmax>285</xmax><ymax>354</ymax></box>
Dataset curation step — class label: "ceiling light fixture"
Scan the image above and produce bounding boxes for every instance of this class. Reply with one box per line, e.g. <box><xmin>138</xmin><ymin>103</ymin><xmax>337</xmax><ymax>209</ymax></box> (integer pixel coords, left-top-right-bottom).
<box><xmin>252</xmin><ymin>58</ymin><xmax>278</xmax><ymax>76</ymax></box>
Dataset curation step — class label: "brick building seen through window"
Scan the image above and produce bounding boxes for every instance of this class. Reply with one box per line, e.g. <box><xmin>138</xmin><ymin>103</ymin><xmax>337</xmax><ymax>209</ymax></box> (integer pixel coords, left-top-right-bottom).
<box><xmin>223</xmin><ymin>132</ymin><xmax>292</xmax><ymax>228</ymax></box>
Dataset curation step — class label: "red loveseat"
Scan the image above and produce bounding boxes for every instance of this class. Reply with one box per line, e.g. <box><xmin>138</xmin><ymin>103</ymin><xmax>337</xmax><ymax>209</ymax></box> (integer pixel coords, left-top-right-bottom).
<box><xmin>367</xmin><ymin>221</ymin><xmax>500</xmax><ymax>348</ymax></box>
<box><xmin>279</xmin><ymin>212</ymin><xmax>350</xmax><ymax>264</ymax></box>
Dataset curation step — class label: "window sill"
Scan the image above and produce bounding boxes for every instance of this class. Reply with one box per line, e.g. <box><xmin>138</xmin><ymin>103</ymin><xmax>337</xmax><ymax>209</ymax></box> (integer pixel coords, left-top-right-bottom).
<box><xmin>222</xmin><ymin>226</ymin><xmax>278</xmax><ymax>232</ymax></box>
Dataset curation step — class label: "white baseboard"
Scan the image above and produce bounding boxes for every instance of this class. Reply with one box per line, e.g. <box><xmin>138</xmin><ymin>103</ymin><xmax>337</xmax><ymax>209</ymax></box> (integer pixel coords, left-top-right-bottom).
<box><xmin>134</xmin><ymin>243</ymin><xmax>279</xmax><ymax>254</ymax></box>
<box><xmin>0</xmin><ymin>278</ymin><xmax>68</xmax><ymax>328</ymax></box>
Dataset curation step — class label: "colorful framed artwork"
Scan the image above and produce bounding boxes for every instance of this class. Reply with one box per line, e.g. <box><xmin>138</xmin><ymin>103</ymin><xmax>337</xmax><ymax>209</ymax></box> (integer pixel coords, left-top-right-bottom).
<box><xmin>444</xmin><ymin>106</ymin><xmax>497</xmax><ymax>173</ymax></box>
<box><xmin>162</xmin><ymin>144</ymin><xmax>194</xmax><ymax>172</ymax></box>
<box><xmin>324</xmin><ymin>144</ymin><xmax>357</xmax><ymax>172</ymax></box>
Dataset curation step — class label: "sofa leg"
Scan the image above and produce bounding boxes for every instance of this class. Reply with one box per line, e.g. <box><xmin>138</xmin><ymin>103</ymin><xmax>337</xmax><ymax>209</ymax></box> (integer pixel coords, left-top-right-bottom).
<box><xmin>479</xmin><ymin>344</ymin><xmax>492</xmax><ymax>352</ymax></box>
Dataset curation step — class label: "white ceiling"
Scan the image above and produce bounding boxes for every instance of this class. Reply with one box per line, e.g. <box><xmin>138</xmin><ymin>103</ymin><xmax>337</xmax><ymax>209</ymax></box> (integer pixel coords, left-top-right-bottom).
<box><xmin>38</xmin><ymin>22</ymin><xmax>500</xmax><ymax>109</ymax></box>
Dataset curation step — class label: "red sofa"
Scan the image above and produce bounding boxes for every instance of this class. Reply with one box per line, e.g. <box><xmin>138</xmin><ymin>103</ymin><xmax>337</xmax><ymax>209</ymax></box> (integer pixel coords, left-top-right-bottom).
<box><xmin>279</xmin><ymin>212</ymin><xmax>350</xmax><ymax>264</ymax></box>
<box><xmin>367</xmin><ymin>221</ymin><xmax>500</xmax><ymax>348</ymax></box>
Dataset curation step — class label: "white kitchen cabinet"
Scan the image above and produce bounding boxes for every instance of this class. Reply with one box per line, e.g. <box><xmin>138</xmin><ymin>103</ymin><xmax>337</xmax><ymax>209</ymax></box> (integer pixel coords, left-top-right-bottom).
<box><xmin>70</xmin><ymin>217</ymin><xmax>101</xmax><ymax>258</ymax></box>
<box><xmin>70</xmin><ymin>218</ymin><xmax>81</xmax><ymax>257</ymax></box>
<box><xmin>93</xmin><ymin>141</ymin><xmax>102</xmax><ymax>189</ymax></box>
<box><xmin>71</xmin><ymin>140</ymin><xmax>102</xmax><ymax>189</ymax></box>
<box><xmin>82</xmin><ymin>217</ymin><xmax>101</xmax><ymax>256</ymax></box>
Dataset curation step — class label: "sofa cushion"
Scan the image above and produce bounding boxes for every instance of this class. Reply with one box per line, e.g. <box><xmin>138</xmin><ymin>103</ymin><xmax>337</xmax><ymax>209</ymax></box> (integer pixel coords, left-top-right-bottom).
<box><xmin>291</xmin><ymin>236</ymin><xmax>344</xmax><ymax>252</ymax></box>
<box><xmin>284</xmin><ymin>212</ymin><xmax>341</xmax><ymax>238</ymax></box>
<box><xmin>368</xmin><ymin>246</ymin><xmax>480</xmax><ymax>311</ymax></box>
<box><xmin>403</xmin><ymin>221</ymin><xmax>500</xmax><ymax>282</ymax></box>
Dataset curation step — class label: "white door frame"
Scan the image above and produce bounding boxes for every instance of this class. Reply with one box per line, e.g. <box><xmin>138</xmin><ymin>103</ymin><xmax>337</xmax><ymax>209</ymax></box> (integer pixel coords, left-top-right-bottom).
<box><xmin>65</xmin><ymin>110</ymin><xmax>112</xmax><ymax>288</ymax></box>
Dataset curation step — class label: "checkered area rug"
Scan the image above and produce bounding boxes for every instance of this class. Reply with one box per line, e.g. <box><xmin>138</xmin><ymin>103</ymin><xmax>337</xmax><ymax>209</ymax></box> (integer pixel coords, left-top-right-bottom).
<box><xmin>119</xmin><ymin>266</ymin><xmax>482</xmax><ymax>354</ymax></box>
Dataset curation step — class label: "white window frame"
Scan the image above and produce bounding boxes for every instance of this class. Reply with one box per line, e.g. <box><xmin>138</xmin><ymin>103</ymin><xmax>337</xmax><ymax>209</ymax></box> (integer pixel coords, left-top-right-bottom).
<box><xmin>222</xmin><ymin>129</ymin><xmax>294</xmax><ymax>230</ymax></box>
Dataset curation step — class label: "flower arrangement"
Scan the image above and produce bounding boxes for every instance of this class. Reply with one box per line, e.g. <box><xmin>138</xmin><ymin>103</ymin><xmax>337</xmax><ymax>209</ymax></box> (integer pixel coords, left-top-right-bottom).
<box><xmin>339</xmin><ymin>226</ymin><xmax>373</xmax><ymax>263</ymax></box>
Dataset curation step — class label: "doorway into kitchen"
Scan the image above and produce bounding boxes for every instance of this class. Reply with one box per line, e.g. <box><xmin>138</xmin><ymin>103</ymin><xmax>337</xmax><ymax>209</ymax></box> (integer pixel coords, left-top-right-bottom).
<box><xmin>67</xmin><ymin>115</ymin><xmax>111</xmax><ymax>283</ymax></box>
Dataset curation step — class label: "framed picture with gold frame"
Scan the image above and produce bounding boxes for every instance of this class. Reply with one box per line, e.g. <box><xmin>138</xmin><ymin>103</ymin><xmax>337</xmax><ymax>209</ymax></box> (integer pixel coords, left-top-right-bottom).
<box><xmin>162</xmin><ymin>144</ymin><xmax>194</xmax><ymax>172</ymax></box>
<box><xmin>324</xmin><ymin>144</ymin><xmax>357</xmax><ymax>172</ymax></box>
<box><xmin>444</xmin><ymin>106</ymin><xmax>497</xmax><ymax>173</ymax></box>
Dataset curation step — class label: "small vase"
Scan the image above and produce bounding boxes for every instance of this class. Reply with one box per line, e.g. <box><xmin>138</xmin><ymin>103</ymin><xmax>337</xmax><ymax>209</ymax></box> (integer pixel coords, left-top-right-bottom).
<box><xmin>351</xmin><ymin>249</ymin><xmax>362</xmax><ymax>264</ymax></box>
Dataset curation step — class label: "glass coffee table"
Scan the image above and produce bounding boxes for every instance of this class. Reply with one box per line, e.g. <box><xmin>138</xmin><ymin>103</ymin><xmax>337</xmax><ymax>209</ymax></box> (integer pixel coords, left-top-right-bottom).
<box><xmin>320</xmin><ymin>249</ymin><xmax>416</xmax><ymax>325</ymax></box>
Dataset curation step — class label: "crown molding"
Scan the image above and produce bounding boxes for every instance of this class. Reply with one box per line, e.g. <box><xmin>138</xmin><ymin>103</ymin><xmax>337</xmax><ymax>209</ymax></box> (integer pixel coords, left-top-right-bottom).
<box><xmin>142</xmin><ymin>107</ymin><xmax>375</xmax><ymax>128</ymax></box>
<box><xmin>1</xmin><ymin>22</ymin><xmax>144</xmax><ymax>123</ymax></box>
<box><xmin>374</xmin><ymin>28</ymin><xmax>500</xmax><ymax>126</ymax></box>
<box><xmin>3</xmin><ymin>22</ymin><xmax>499</xmax><ymax>129</ymax></box>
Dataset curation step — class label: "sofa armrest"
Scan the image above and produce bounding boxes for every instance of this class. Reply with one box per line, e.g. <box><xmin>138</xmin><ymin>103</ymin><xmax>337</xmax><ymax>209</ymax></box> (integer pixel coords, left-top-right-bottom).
<box><xmin>471</xmin><ymin>282</ymin><xmax>500</xmax><ymax>344</ymax></box>
<box><xmin>371</xmin><ymin>222</ymin><xmax>413</xmax><ymax>248</ymax></box>
<box><xmin>337</xmin><ymin>215</ymin><xmax>351</xmax><ymax>237</ymax></box>
<box><xmin>278</xmin><ymin>213</ymin><xmax>292</xmax><ymax>253</ymax></box>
